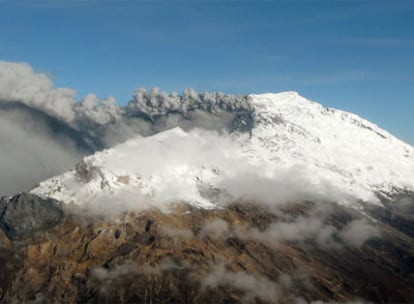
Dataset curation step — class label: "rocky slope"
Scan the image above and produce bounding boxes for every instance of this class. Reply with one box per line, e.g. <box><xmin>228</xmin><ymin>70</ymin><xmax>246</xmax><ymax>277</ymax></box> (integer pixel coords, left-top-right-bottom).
<box><xmin>0</xmin><ymin>193</ymin><xmax>414</xmax><ymax>303</ymax></box>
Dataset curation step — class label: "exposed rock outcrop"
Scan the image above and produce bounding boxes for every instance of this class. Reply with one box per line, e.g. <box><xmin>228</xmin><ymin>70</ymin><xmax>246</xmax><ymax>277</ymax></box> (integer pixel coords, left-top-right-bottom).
<box><xmin>0</xmin><ymin>192</ymin><xmax>63</xmax><ymax>240</ymax></box>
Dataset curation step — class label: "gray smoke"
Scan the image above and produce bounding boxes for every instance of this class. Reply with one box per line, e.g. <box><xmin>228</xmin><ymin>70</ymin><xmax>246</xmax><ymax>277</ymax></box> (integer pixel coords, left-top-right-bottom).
<box><xmin>127</xmin><ymin>87</ymin><xmax>252</xmax><ymax>118</ymax></box>
<box><xmin>0</xmin><ymin>104</ymin><xmax>83</xmax><ymax>194</ymax></box>
<box><xmin>0</xmin><ymin>61</ymin><xmax>77</xmax><ymax>122</ymax></box>
<box><xmin>0</xmin><ymin>61</ymin><xmax>253</xmax><ymax>195</ymax></box>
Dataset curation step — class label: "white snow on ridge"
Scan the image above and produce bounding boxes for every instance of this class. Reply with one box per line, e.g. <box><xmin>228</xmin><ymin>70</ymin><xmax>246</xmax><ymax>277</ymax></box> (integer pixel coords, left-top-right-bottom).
<box><xmin>31</xmin><ymin>128</ymin><xmax>245</xmax><ymax>210</ymax></box>
<box><xmin>242</xmin><ymin>92</ymin><xmax>414</xmax><ymax>203</ymax></box>
<box><xmin>31</xmin><ymin>91</ymin><xmax>414</xmax><ymax>211</ymax></box>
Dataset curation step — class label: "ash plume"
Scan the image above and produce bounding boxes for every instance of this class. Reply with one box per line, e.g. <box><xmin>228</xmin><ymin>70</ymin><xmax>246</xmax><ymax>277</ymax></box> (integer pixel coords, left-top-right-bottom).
<box><xmin>0</xmin><ymin>61</ymin><xmax>253</xmax><ymax>195</ymax></box>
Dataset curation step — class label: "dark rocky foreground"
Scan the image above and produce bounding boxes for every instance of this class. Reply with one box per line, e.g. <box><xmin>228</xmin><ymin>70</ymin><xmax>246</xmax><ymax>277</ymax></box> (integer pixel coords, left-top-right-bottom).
<box><xmin>0</xmin><ymin>193</ymin><xmax>63</xmax><ymax>240</ymax></box>
<box><xmin>0</xmin><ymin>193</ymin><xmax>414</xmax><ymax>303</ymax></box>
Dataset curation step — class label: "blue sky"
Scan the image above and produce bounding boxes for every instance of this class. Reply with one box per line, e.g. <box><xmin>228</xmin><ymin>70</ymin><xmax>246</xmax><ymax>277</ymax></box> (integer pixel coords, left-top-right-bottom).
<box><xmin>1</xmin><ymin>0</ymin><xmax>413</xmax><ymax>144</ymax></box>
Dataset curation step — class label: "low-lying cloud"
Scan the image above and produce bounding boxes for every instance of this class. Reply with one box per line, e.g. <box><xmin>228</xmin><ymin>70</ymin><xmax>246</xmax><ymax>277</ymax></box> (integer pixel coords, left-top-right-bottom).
<box><xmin>238</xmin><ymin>217</ymin><xmax>380</xmax><ymax>249</ymax></box>
<box><xmin>218</xmin><ymin>166</ymin><xmax>356</xmax><ymax>208</ymax></box>
<box><xmin>339</xmin><ymin>219</ymin><xmax>381</xmax><ymax>248</ymax></box>
<box><xmin>202</xmin><ymin>263</ymin><xmax>287</xmax><ymax>302</ymax></box>
<box><xmin>200</xmin><ymin>218</ymin><xmax>230</xmax><ymax>239</ymax></box>
<box><xmin>198</xmin><ymin>200</ymin><xmax>380</xmax><ymax>249</ymax></box>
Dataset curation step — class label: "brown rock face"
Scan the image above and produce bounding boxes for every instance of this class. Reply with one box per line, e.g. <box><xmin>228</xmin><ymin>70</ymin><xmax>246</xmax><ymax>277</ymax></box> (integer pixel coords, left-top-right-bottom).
<box><xmin>1</xmin><ymin>198</ymin><xmax>414</xmax><ymax>303</ymax></box>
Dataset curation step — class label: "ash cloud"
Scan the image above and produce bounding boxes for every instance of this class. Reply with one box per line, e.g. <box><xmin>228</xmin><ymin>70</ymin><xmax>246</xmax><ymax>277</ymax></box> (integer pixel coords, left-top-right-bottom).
<box><xmin>0</xmin><ymin>61</ymin><xmax>252</xmax><ymax>195</ymax></box>
<box><xmin>127</xmin><ymin>87</ymin><xmax>252</xmax><ymax>119</ymax></box>
<box><xmin>0</xmin><ymin>109</ymin><xmax>82</xmax><ymax>194</ymax></box>
<box><xmin>0</xmin><ymin>61</ymin><xmax>77</xmax><ymax>122</ymax></box>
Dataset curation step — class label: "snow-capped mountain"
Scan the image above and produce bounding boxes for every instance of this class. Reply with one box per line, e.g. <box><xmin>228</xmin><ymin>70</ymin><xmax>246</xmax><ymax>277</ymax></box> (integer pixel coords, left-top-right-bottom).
<box><xmin>31</xmin><ymin>92</ymin><xmax>414</xmax><ymax>210</ymax></box>
<box><xmin>7</xmin><ymin>91</ymin><xmax>414</xmax><ymax>303</ymax></box>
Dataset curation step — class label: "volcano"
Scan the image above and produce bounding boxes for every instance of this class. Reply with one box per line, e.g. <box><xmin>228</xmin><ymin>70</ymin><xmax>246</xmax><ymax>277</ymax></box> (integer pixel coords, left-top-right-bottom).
<box><xmin>32</xmin><ymin>91</ymin><xmax>414</xmax><ymax>209</ymax></box>
<box><xmin>1</xmin><ymin>92</ymin><xmax>414</xmax><ymax>303</ymax></box>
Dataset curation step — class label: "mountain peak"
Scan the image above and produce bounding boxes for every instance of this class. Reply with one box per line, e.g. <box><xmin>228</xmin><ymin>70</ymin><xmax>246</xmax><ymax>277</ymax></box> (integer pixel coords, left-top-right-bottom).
<box><xmin>251</xmin><ymin>90</ymin><xmax>301</xmax><ymax>98</ymax></box>
<box><xmin>31</xmin><ymin>92</ymin><xmax>414</xmax><ymax>212</ymax></box>
<box><xmin>250</xmin><ymin>91</ymin><xmax>312</xmax><ymax>108</ymax></box>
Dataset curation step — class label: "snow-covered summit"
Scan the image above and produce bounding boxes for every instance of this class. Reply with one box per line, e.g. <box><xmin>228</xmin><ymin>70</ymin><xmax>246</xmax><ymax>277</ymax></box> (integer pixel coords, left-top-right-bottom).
<box><xmin>31</xmin><ymin>92</ymin><xmax>414</xmax><ymax>211</ymax></box>
<box><xmin>243</xmin><ymin>92</ymin><xmax>414</xmax><ymax>201</ymax></box>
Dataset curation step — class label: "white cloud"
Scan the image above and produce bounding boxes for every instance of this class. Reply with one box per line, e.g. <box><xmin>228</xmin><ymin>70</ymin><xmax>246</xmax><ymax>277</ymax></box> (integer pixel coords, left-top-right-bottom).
<box><xmin>339</xmin><ymin>219</ymin><xmax>380</xmax><ymax>248</ymax></box>
<box><xmin>202</xmin><ymin>263</ymin><xmax>283</xmax><ymax>303</ymax></box>
<box><xmin>200</xmin><ymin>218</ymin><xmax>229</xmax><ymax>239</ymax></box>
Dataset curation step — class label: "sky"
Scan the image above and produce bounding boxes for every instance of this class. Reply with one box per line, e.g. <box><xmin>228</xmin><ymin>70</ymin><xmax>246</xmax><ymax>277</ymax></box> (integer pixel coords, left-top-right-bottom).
<box><xmin>1</xmin><ymin>0</ymin><xmax>413</xmax><ymax>144</ymax></box>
